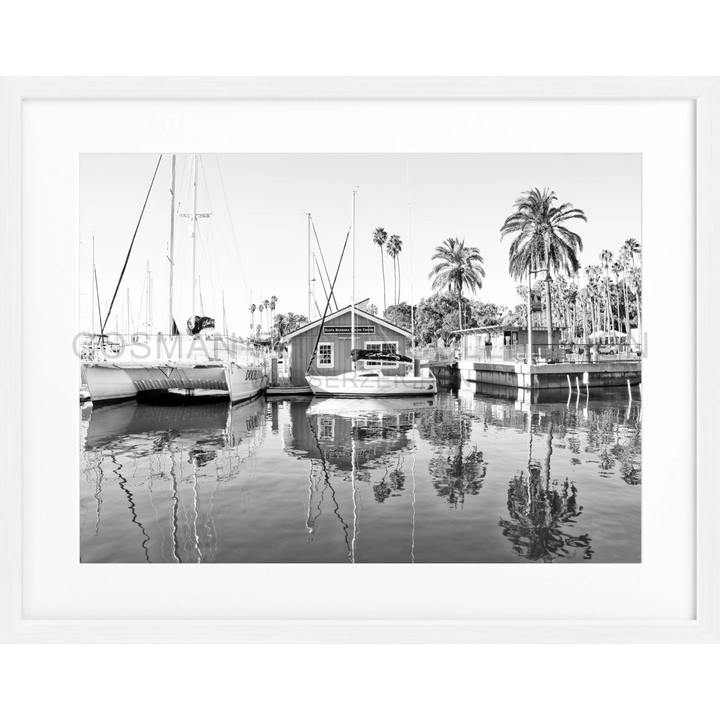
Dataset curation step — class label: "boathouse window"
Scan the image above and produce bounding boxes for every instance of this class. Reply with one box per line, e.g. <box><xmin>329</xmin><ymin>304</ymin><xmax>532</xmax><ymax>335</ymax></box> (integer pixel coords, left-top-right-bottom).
<box><xmin>317</xmin><ymin>342</ymin><xmax>334</xmax><ymax>368</ymax></box>
<box><xmin>364</xmin><ymin>341</ymin><xmax>399</xmax><ymax>367</ymax></box>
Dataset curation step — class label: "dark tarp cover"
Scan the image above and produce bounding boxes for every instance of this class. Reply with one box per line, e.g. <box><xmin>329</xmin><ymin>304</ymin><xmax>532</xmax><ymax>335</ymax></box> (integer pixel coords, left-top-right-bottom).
<box><xmin>351</xmin><ymin>348</ymin><xmax>413</xmax><ymax>364</ymax></box>
<box><xmin>186</xmin><ymin>316</ymin><xmax>216</xmax><ymax>335</ymax></box>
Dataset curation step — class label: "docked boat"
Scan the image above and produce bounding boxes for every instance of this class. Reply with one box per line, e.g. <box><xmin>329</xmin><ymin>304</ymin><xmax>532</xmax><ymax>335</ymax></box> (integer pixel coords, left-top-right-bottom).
<box><xmin>305</xmin><ymin>190</ymin><xmax>437</xmax><ymax>398</ymax></box>
<box><xmin>83</xmin><ymin>330</ymin><xmax>267</xmax><ymax>404</ymax></box>
<box><xmin>82</xmin><ymin>154</ymin><xmax>267</xmax><ymax>405</ymax></box>
<box><xmin>307</xmin><ymin>350</ymin><xmax>436</xmax><ymax>397</ymax></box>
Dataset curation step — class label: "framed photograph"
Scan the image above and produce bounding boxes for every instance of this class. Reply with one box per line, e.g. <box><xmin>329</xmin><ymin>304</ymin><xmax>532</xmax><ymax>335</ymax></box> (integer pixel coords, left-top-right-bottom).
<box><xmin>1</xmin><ymin>77</ymin><xmax>717</xmax><ymax>643</ymax></box>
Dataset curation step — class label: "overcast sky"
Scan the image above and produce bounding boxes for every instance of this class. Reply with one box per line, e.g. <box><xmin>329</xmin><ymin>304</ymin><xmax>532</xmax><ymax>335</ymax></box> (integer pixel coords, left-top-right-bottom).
<box><xmin>79</xmin><ymin>153</ymin><xmax>640</xmax><ymax>336</ymax></box>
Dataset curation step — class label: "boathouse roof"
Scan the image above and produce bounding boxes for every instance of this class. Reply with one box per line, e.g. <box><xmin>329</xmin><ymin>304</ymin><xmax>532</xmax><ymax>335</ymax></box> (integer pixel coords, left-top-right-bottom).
<box><xmin>282</xmin><ymin>302</ymin><xmax>414</xmax><ymax>341</ymax></box>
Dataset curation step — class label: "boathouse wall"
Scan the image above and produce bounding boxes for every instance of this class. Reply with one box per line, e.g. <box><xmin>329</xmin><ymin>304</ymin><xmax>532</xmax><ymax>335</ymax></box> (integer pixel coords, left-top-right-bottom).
<box><xmin>286</xmin><ymin>309</ymin><xmax>410</xmax><ymax>386</ymax></box>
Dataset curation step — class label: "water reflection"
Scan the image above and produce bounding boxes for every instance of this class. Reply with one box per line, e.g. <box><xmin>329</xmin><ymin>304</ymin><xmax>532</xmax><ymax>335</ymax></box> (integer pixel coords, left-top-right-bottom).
<box><xmin>417</xmin><ymin>401</ymin><xmax>487</xmax><ymax>507</ymax></box>
<box><xmin>81</xmin><ymin>397</ymin><xmax>266</xmax><ymax>563</ymax></box>
<box><xmin>498</xmin><ymin>418</ymin><xmax>593</xmax><ymax>562</ymax></box>
<box><xmin>80</xmin><ymin>385</ymin><xmax>641</xmax><ymax>563</ymax></box>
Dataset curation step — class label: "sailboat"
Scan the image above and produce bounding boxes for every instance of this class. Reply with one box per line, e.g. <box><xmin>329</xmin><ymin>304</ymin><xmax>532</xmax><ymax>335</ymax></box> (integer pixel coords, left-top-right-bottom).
<box><xmin>305</xmin><ymin>190</ymin><xmax>437</xmax><ymax>398</ymax></box>
<box><xmin>83</xmin><ymin>154</ymin><xmax>268</xmax><ymax>405</ymax></box>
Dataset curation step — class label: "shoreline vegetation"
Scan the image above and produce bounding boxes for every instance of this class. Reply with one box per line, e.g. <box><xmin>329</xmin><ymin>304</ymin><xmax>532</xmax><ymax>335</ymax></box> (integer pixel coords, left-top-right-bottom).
<box><xmin>253</xmin><ymin>187</ymin><xmax>640</xmax><ymax>352</ymax></box>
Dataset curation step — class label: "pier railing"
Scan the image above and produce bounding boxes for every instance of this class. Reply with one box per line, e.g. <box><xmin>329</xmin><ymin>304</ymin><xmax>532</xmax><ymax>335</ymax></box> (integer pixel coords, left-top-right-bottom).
<box><xmin>411</xmin><ymin>347</ymin><xmax>458</xmax><ymax>364</ymax></box>
<box><xmin>462</xmin><ymin>343</ymin><xmax>642</xmax><ymax>365</ymax></box>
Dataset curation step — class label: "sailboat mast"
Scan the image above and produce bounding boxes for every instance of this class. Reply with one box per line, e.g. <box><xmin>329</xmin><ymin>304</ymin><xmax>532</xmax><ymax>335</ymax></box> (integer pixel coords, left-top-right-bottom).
<box><xmin>168</xmin><ymin>154</ymin><xmax>175</xmax><ymax>334</ymax></box>
<box><xmin>191</xmin><ymin>154</ymin><xmax>198</xmax><ymax>322</ymax></box>
<box><xmin>307</xmin><ymin>212</ymin><xmax>312</xmax><ymax>320</ymax></box>
<box><xmin>351</xmin><ymin>189</ymin><xmax>356</xmax><ymax>366</ymax></box>
<box><xmin>90</xmin><ymin>235</ymin><xmax>95</xmax><ymax>335</ymax></box>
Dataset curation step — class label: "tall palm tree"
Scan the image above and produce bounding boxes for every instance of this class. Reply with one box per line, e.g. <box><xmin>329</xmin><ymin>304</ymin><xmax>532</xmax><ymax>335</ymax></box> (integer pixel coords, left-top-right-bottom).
<box><xmin>627</xmin><ymin>266</ymin><xmax>642</xmax><ymax>339</ymax></box>
<box><xmin>611</xmin><ymin>260</ymin><xmax>623</xmax><ymax>335</ymax></box>
<box><xmin>270</xmin><ymin>295</ymin><xmax>277</xmax><ymax>329</ymax></box>
<box><xmin>386</xmin><ymin>234</ymin><xmax>402</xmax><ymax>305</ymax></box>
<box><xmin>428</xmin><ymin>237</ymin><xmax>485</xmax><ymax>331</ymax></box>
<box><xmin>623</xmin><ymin>238</ymin><xmax>641</xmax><ymax>340</ymax></box>
<box><xmin>585</xmin><ymin>265</ymin><xmax>601</xmax><ymax>338</ymax></box>
<box><xmin>619</xmin><ymin>246</ymin><xmax>632</xmax><ymax>335</ymax></box>
<box><xmin>372</xmin><ymin>227</ymin><xmax>388</xmax><ymax>311</ymax></box>
<box><xmin>600</xmin><ymin>250</ymin><xmax>613</xmax><ymax>336</ymax></box>
<box><xmin>500</xmin><ymin>188</ymin><xmax>587</xmax><ymax>347</ymax></box>
<box><xmin>264</xmin><ymin>299</ymin><xmax>271</xmax><ymax>332</ymax></box>
<box><xmin>249</xmin><ymin>303</ymin><xmax>256</xmax><ymax>331</ymax></box>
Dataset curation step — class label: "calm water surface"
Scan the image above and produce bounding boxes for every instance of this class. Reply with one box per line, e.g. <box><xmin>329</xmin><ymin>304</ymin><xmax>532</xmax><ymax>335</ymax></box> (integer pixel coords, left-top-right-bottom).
<box><xmin>79</xmin><ymin>388</ymin><xmax>641</xmax><ymax>563</ymax></box>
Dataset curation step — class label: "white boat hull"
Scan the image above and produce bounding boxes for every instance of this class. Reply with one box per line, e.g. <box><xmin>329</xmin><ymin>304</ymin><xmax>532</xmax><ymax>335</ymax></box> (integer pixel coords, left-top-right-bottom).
<box><xmin>84</xmin><ymin>361</ymin><xmax>267</xmax><ymax>404</ymax></box>
<box><xmin>306</xmin><ymin>372</ymin><xmax>436</xmax><ymax>397</ymax></box>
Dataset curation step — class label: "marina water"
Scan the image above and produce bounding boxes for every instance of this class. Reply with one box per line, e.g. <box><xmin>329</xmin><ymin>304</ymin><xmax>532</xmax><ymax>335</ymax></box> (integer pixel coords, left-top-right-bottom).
<box><xmin>80</xmin><ymin>388</ymin><xmax>641</xmax><ymax>563</ymax></box>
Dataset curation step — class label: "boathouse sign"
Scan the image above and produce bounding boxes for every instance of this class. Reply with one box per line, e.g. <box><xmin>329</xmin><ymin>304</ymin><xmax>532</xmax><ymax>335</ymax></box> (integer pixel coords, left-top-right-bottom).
<box><xmin>323</xmin><ymin>325</ymin><xmax>375</xmax><ymax>335</ymax></box>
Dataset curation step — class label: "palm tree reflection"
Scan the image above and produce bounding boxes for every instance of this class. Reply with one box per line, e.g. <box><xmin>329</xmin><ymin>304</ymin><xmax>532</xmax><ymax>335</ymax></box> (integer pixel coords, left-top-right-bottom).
<box><xmin>373</xmin><ymin>456</ymin><xmax>407</xmax><ymax>503</ymax></box>
<box><xmin>419</xmin><ymin>401</ymin><xmax>487</xmax><ymax>508</ymax></box>
<box><xmin>499</xmin><ymin>416</ymin><xmax>593</xmax><ymax>562</ymax></box>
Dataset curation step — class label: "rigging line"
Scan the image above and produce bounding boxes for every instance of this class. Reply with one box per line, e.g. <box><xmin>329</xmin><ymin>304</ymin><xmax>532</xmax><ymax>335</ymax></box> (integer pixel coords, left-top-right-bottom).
<box><xmin>101</xmin><ymin>154</ymin><xmax>163</xmax><ymax>333</ymax></box>
<box><xmin>93</xmin><ymin>266</ymin><xmax>102</xmax><ymax>336</ymax></box>
<box><xmin>406</xmin><ymin>160</ymin><xmax>416</xmax><ymax>347</ymax></box>
<box><xmin>306</xmin><ymin>226</ymin><xmax>352</xmax><ymax>375</ymax></box>
<box><xmin>201</xmin><ymin>163</ymin><xmax>246</xmax><ymax>310</ymax></box>
<box><xmin>206</xmin><ymin>223</ymin><xmax>231</xmax><ymax>320</ymax></box>
<box><xmin>313</xmin><ymin>254</ymin><xmax>332</xmax><ymax>307</ymax></box>
<box><xmin>134</xmin><ymin>269</ymin><xmax>148</xmax><ymax>334</ymax></box>
<box><xmin>196</xmin><ymin>222</ymin><xmax>220</xmax><ymax>314</ymax></box>
<box><xmin>311</xmin><ymin>218</ymin><xmax>339</xmax><ymax>311</ymax></box>
<box><xmin>215</xmin><ymin>155</ymin><xmax>251</xmax><ymax>304</ymax></box>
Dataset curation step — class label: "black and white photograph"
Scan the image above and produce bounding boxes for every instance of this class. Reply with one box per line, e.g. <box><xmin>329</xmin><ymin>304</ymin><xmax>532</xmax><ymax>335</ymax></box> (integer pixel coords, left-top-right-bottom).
<box><xmin>79</xmin><ymin>152</ymin><xmax>642</xmax><ymax>564</ymax></box>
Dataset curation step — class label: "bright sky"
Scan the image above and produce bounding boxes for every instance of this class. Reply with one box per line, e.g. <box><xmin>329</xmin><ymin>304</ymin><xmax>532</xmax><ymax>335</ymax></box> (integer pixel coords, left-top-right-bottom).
<box><xmin>79</xmin><ymin>153</ymin><xmax>640</xmax><ymax>336</ymax></box>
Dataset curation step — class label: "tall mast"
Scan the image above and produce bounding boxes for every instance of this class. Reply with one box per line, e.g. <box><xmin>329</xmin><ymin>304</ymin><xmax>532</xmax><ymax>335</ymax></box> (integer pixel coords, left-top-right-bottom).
<box><xmin>351</xmin><ymin>189</ymin><xmax>356</xmax><ymax>365</ymax></box>
<box><xmin>168</xmin><ymin>154</ymin><xmax>175</xmax><ymax>334</ymax></box>
<box><xmin>191</xmin><ymin>154</ymin><xmax>198</xmax><ymax>321</ymax></box>
<box><xmin>179</xmin><ymin>154</ymin><xmax>210</xmax><ymax>326</ymax></box>
<box><xmin>90</xmin><ymin>235</ymin><xmax>95</xmax><ymax>335</ymax></box>
<box><xmin>307</xmin><ymin>212</ymin><xmax>312</xmax><ymax>320</ymax></box>
<box><xmin>146</xmin><ymin>262</ymin><xmax>150</xmax><ymax>332</ymax></box>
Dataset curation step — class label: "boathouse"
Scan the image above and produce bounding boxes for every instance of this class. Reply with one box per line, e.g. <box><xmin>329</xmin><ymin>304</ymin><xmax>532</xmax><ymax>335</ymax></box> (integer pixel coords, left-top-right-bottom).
<box><xmin>281</xmin><ymin>303</ymin><xmax>414</xmax><ymax>387</ymax></box>
<box><xmin>458</xmin><ymin>323</ymin><xmax>564</xmax><ymax>363</ymax></box>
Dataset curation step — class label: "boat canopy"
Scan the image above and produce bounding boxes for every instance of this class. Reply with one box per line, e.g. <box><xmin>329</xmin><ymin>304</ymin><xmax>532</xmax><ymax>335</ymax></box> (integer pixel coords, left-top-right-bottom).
<box><xmin>351</xmin><ymin>348</ymin><xmax>414</xmax><ymax>364</ymax></box>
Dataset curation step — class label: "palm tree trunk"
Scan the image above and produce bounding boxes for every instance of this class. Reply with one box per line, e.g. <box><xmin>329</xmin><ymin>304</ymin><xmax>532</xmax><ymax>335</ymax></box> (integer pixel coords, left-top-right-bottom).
<box><xmin>622</xmin><ymin>269</ymin><xmax>630</xmax><ymax>334</ymax></box>
<box><xmin>545</xmin><ymin>275</ymin><xmax>553</xmax><ymax>348</ymax></box>
<box><xmin>380</xmin><ymin>249</ymin><xmax>386</xmax><ymax>311</ymax></box>
<box><xmin>457</xmin><ymin>290</ymin><xmax>463</xmax><ymax>331</ymax></box>
<box><xmin>633</xmin><ymin>262</ymin><xmax>642</xmax><ymax>343</ymax></box>
<box><xmin>572</xmin><ymin>298</ymin><xmax>577</xmax><ymax>342</ymax></box>
<box><xmin>393</xmin><ymin>258</ymin><xmax>397</xmax><ymax>307</ymax></box>
<box><xmin>397</xmin><ymin>256</ymin><xmax>401</xmax><ymax>304</ymax></box>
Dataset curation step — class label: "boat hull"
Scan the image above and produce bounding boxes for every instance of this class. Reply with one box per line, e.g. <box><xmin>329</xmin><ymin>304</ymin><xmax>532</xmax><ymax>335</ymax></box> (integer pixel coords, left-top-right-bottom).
<box><xmin>306</xmin><ymin>373</ymin><xmax>437</xmax><ymax>397</ymax></box>
<box><xmin>84</xmin><ymin>361</ymin><xmax>267</xmax><ymax>405</ymax></box>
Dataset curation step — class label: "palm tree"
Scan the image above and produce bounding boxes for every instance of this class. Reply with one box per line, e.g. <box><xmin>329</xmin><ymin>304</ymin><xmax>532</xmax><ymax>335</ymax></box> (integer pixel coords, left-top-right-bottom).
<box><xmin>627</xmin><ymin>266</ymin><xmax>642</xmax><ymax>339</ymax></box>
<box><xmin>500</xmin><ymin>188</ymin><xmax>587</xmax><ymax>347</ymax></box>
<box><xmin>611</xmin><ymin>260</ymin><xmax>623</xmax><ymax>335</ymax></box>
<box><xmin>600</xmin><ymin>250</ymin><xmax>613</xmax><ymax>336</ymax></box>
<box><xmin>372</xmin><ymin>227</ymin><xmax>388</xmax><ymax>311</ymax></box>
<box><xmin>623</xmin><ymin>238</ymin><xmax>641</xmax><ymax>340</ymax></box>
<box><xmin>264</xmin><ymin>299</ymin><xmax>271</xmax><ymax>332</ymax></box>
<box><xmin>249</xmin><ymin>303</ymin><xmax>256</xmax><ymax>331</ymax></box>
<box><xmin>619</xmin><ymin>246</ymin><xmax>632</xmax><ymax>335</ymax></box>
<box><xmin>428</xmin><ymin>237</ymin><xmax>485</xmax><ymax>331</ymax></box>
<box><xmin>386</xmin><ymin>234</ymin><xmax>402</xmax><ymax>305</ymax></box>
<box><xmin>585</xmin><ymin>265</ymin><xmax>601</xmax><ymax>338</ymax></box>
<box><xmin>270</xmin><ymin>295</ymin><xmax>277</xmax><ymax>329</ymax></box>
